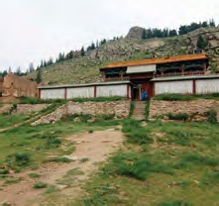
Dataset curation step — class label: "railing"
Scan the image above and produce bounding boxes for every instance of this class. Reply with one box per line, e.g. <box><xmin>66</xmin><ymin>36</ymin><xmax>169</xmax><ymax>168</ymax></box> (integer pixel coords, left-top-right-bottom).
<box><xmin>156</xmin><ymin>71</ymin><xmax>205</xmax><ymax>78</ymax></box>
<box><xmin>104</xmin><ymin>77</ymin><xmax>130</xmax><ymax>82</ymax></box>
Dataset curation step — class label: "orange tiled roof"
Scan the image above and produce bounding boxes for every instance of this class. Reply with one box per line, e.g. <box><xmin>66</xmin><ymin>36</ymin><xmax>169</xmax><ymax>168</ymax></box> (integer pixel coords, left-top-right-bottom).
<box><xmin>101</xmin><ymin>53</ymin><xmax>208</xmax><ymax>70</ymax></box>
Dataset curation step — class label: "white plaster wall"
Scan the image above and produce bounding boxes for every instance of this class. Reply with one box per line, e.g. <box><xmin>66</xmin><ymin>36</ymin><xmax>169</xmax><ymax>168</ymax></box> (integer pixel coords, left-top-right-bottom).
<box><xmin>67</xmin><ymin>87</ymin><xmax>94</xmax><ymax>99</ymax></box>
<box><xmin>40</xmin><ymin>89</ymin><xmax>65</xmax><ymax>99</ymax></box>
<box><xmin>155</xmin><ymin>81</ymin><xmax>193</xmax><ymax>95</ymax></box>
<box><xmin>196</xmin><ymin>79</ymin><xmax>219</xmax><ymax>94</ymax></box>
<box><xmin>96</xmin><ymin>85</ymin><xmax>127</xmax><ymax>97</ymax></box>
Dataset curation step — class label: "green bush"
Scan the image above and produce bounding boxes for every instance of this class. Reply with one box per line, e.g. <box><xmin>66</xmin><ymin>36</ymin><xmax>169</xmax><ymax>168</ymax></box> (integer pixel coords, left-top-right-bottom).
<box><xmin>34</xmin><ymin>181</ymin><xmax>47</xmax><ymax>189</ymax></box>
<box><xmin>0</xmin><ymin>169</ymin><xmax>10</xmax><ymax>175</ymax></box>
<box><xmin>5</xmin><ymin>153</ymin><xmax>31</xmax><ymax>168</ymax></box>
<box><xmin>102</xmin><ymin>114</ymin><xmax>115</xmax><ymax>121</ymax></box>
<box><xmin>206</xmin><ymin>109</ymin><xmax>218</xmax><ymax>124</ymax></box>
<box><xmin>166</xmin><ymin>113</ymin><xmax>190</xmax><ymax>121</ymax></box>
<box><xmin>45</xmin><ymin>157</ymin><xmax>72</xmax><ymax>163</ymax></box>
<box><xmin>28</xmin><ymin>173</ymin><xmax>40</xmax><ymax>178</ymax></box>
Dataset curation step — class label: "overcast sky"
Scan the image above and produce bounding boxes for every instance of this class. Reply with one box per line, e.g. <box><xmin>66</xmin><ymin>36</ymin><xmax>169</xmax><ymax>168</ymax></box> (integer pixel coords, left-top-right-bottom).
<box><xmin>0</xmin><ymin>0</ymin><xmax>218</xmax><ymax>72</ymax></box>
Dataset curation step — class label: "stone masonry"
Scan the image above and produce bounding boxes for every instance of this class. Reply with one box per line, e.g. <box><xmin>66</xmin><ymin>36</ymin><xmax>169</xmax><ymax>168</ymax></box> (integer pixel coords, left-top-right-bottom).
<box><xmin>0</xmin><ymin>104</ymin><xmax>13</xmax><ymax>114</ymax></box>
<box><xmin>149</xmin><ymin>99</ymin><xmax>219</xmax><ymax>122</ymax></box>
<box><xmin>13</xmin><ymin>104</ymin><xmax>50</xmax><ymax>115</ymax></box>
<box><xmin>32</xmin><ymin>100</ymin><xmax>130</xmax><ymax>125</ymax></box>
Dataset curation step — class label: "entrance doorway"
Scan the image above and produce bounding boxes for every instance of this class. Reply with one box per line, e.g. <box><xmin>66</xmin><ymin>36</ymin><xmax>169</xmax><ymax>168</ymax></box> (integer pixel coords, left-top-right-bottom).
<box><xmin>133</xmin><ymin>84</ymin><xmax>141</xmax><ymax>100</ymax></box>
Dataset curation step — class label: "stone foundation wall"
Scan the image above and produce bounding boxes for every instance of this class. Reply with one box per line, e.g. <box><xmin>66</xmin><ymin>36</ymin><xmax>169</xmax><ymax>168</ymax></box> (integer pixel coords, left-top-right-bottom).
<box><xmin>149</xmin><ymin>100</ymin><xmax>219</xmax><ymax>121</ymax></box>
<box><xmin>32</xmin><ymin>100</ymin><xmax>130</xmax><ymax>125</ymax></box>
<box><xmin>0</xmin><ymin>104</ymin><xmax>13</xmax><ymax>114</ymax></box>
<box><xmin>13</xmin><ymin>104</ymin><xmax>50</xmax><ymax>115</ymax></box>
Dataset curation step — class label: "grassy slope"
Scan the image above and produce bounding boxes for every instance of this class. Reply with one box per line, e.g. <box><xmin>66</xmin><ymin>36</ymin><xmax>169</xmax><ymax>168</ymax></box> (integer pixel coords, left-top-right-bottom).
<box><xmin>71</xmin><ymin>120</ymin><xmax>219</xmax><ymax>206</ymax></box>
<box><xmin>28</xmin><ymin>35</ymin><xmax>190</xmax><ymax>85</ymax></box>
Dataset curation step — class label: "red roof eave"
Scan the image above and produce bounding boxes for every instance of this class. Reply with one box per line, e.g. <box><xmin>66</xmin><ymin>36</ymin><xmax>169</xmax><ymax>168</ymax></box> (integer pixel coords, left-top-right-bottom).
<box><xmin>100</xmin><ymin>54</ymin><xmax>209</xmax><ymax>70</ymax></box>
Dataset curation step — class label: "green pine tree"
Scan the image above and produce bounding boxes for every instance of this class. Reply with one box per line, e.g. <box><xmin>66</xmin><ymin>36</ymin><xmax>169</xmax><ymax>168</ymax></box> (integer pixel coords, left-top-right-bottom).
<box><xmin>36</xmin><ymin>68</ymin><xmax>42</xmax><ymax>84</ymax></box>
<box><xmin>142</xmin><ymin>29</ymin><xmax>146</xmax><ymax>39</ymax></box>
<box><xmin>81</xmin><ymin>47</ymin><xmax>85</xmax><ymax>57</ymax></box>
<box><xmin>197</xmin><ymin>35</ymin><xmax>207</xmax><ymax>49</ymax></box>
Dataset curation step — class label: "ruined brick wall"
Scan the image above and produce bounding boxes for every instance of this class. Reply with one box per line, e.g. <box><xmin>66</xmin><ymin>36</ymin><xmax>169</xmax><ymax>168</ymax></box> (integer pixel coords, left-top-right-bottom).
<box><xmin>2</xmin><ymin>74</ymin><xmax>37</xmax><ymax>99</ymax></box>
<box><xmin>13</xmin><ymin>104</ymin><xmax>50</xmax><ymax>115</ymax></box>
<box><xmin>149</xmin><ymin>100</ymin><xmax>219</xmax><ymax>121</ymax></box>
<box><xmin>0</xmin><ymin>77</ymin><xmax>3</xmax><ymax>95</ymax></box>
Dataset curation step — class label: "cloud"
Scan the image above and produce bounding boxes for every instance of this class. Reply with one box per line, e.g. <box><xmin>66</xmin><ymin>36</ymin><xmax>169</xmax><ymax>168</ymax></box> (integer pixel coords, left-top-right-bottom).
<box><xmin>0</xmin><ymin>0</ymin><xmax>218</xmax><ymax>71</ymax></box>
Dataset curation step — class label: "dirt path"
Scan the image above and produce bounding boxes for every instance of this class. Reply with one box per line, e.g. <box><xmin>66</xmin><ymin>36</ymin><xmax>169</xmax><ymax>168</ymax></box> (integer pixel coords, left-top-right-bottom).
<box><xmin>0</xmin><ymin>128</ymin><xmax>124</xmax><ymax>205</ymax></box>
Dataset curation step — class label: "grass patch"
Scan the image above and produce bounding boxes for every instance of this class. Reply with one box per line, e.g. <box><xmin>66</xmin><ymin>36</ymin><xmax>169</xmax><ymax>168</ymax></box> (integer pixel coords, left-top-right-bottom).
<box><xmin>80</xmin><ymin>158</ymin><xmax>90</xmax><ymax>163</ymax></box>
<box><xmin>34</xmin><ymin>182</ymin><xmax>47</xmax><ymax>189</ymax></box>
<box><xmin>166</xmin><ymin>113</ymin><xmax>190</xmax><ymax>121</ymax></box>
<box><xmin>28</xmin><ymin>173</ymin><xmax>40</xmax><ymax>178</ymax></box>
<box><xmin>72</xmin><ymin>121</ymin><xmax>219</xmax><ymax>205</ymax></box>
<box><xmin>45</xmin><ymin>157</ymin><xmax>72</xmax><ymax>163</ymax></box>
<box><xmin>4</xmin><ymin>177</ymin><xmax>22</xmax><ymax>185</ymax></box>
<box><xmin>45</xmin><ymin>185</ymin><xmax>59</xmax><ymax>194</ymax></box>
<box><xmin>153</xmin><ymin>93</ymin><xmax>219</xmax><ymax>101</ymax></box>
<box><xmin>129</xmin><ymin>101</ymin><xmax>135</xmax><ymax>118</ymax></box>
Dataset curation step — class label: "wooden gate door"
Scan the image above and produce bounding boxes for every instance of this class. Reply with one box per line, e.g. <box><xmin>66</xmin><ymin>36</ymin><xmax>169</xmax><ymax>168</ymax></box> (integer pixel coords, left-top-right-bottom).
<box><xmin>142</xmin><ymin>82</ymin><xmax>153</xmax><ymax>98</ymax></box>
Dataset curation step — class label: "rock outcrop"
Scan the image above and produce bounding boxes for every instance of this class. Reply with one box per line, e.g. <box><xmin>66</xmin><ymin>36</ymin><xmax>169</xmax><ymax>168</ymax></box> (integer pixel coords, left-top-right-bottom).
<box><xmin>126</xmin><ymin>26</ymin><xmax>144</xmax><ymax>40</ymax></box>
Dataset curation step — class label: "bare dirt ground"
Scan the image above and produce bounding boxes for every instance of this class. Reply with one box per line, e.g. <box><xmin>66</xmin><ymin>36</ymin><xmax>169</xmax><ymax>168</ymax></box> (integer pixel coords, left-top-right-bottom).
<box><xmin>0</xmin><ymin>128</ymin><xmax>124</xmax><ymax>206</ymax></box>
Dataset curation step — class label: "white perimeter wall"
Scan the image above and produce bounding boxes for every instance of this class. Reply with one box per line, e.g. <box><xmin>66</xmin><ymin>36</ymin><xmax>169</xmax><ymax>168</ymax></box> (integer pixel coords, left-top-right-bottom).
<box><xmin>196</xmin><ymin>79</ymin><xmax>219</xmax><ymax>94</ymax></box>
<box><xmin>96</xmin><ymin>85</ymin><xmax>127</xmax><ymax>97</ymax></box>
<box><xmin>41</xmin><ymin>89</ymin><xmax>65</xmax><ymax>99</ymax></box>
<box><xmin>67</xmin><ymin>87</ymin><xmax>94</xmax><ymax>99</ymax></box>
<box><xmin>155</xmin><ymin>80</ymin><xmax>193</xmax><ymax>95</ymax></box>
<box><xmin>40</xmin><ymin>84</ymin><xmax>129</xmax><ymax>99</ymax></box>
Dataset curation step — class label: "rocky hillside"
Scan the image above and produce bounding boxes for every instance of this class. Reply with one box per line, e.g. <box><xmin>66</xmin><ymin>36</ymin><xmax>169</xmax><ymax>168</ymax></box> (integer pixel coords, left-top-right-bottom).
<box><xmin>29</xmin><ymin>26</ymin><xmax>219</xmax><ymax>85</ymax></box>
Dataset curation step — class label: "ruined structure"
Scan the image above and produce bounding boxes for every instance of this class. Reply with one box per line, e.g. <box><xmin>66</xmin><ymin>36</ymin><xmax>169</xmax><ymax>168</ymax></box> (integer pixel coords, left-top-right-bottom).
<box><xmin>0</xmin><ymin>77</ymin><xmax>3</xmax><ymax>97</ymax></box>
<box><xmin>0</xmin><ymin>74</ymin><xmax>37</xmax><ymax>102</ymax></box>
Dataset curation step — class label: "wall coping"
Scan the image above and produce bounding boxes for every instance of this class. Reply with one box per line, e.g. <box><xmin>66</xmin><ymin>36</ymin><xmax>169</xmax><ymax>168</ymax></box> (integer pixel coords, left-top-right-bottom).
<box><xmin>151</xmin><ymin>74</ymin><xmax>219</xmax><ymax>82</ymax></box>
<box><xmin>38</xmin><ymin>81</ymin><xmax>132</xmax><ymax>90</ymax></box>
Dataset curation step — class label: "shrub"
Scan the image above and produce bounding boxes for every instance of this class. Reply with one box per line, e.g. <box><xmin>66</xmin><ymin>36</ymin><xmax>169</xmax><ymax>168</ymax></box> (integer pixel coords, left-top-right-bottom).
<box><xmin>206</xmin><ymin>109</ymin><xmax>218</xmax><ymax>124</ymax></box>
<box><xmin>166</xmin><ymin>113</ymin><xmax>190</xmax><ymax>121</ymax></box>
<box><xmin>0</xmin><ymin>169</ymin><xmax>9</xmax><ymax>175</ymax></box>
<box><xmin>80</xmin><ymin>158</ymin><xmax>89</xmax><ymax>163</ymax></box>
<box><xmin>45</xmin><ymin>157</ymin><xmax>72</xmax><ymax>163</ymax></box>
<box><xmin>34</xmin><ymin>181</ymin><xmax>47</xmax><ymax>189</ymax></box>
<box><xmin>126</xmin><ymin>130</ymin><xmax>153</xmax><ymax>145</ymax></box>
<box><xmin>102</xmin><ymin>114</ymin><xmax>115</xmax><ymax>121</ymax></box>
<box><xmin>5</xmin><ymin>153</ymin><xmax>31</xmax><ymax>168</ymax></box>
<box><xmin>28</xmin><ymin>173</ymin><xmax>40</xmax><ymax>178</ymax></box>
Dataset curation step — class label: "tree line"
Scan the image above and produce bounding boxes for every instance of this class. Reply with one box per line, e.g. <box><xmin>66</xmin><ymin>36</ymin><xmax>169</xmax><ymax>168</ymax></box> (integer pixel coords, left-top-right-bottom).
<box><xmin>142</xmin><ymin>19</ymin><xmax>216</xmax><ymax>39</ymax></box>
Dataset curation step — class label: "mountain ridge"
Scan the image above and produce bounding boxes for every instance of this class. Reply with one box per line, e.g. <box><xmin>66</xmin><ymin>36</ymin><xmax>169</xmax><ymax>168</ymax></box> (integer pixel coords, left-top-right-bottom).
<box><xmin>29</xmin><ymin>26</ymin><xmax>219</xmax><ymax>85</ymax></box>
